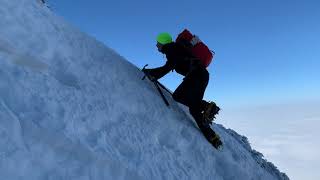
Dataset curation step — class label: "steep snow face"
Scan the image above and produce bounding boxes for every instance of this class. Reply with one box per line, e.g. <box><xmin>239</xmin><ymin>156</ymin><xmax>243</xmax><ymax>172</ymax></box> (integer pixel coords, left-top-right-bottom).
<box><xmin>0</xmin><ymin>0</ymin><xmax>288</xmax><ymax>180</ymax></box>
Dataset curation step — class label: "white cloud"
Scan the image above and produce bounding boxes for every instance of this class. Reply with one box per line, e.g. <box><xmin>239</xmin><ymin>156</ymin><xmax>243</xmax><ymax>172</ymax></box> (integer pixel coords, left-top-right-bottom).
<box><xmin>219</xmin><ymin>99</ymin><xmax>320</xmax><ymax>180</ymax></box>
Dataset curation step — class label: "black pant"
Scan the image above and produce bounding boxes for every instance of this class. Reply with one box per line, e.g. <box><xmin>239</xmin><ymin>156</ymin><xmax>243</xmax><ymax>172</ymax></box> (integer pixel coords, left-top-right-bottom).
<box><xmin>172</xmin><ymin>67</ymin><xmax>211</xmax><ymax>129</ymax></box>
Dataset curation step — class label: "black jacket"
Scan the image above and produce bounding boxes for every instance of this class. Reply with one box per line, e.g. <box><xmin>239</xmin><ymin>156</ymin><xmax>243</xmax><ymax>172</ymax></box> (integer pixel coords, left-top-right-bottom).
<box><xmin>149</xmin><ymin>42</ymin><xmax>204</xmax><ymax>79</ymax></box>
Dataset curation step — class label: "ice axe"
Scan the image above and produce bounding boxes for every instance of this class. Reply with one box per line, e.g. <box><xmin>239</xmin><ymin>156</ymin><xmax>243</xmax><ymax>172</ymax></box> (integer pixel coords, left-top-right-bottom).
<box><xmin>141</xmin><ymin>64</ymin><xmax>170</xmax><ymax>107</ymax></box>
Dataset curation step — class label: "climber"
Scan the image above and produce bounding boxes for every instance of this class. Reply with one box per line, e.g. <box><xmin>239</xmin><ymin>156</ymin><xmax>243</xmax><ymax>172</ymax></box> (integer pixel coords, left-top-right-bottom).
<box><xmin>142</xmin><ymin>31</ymin><xmax>222</xmax><ymax>149</ymax></box>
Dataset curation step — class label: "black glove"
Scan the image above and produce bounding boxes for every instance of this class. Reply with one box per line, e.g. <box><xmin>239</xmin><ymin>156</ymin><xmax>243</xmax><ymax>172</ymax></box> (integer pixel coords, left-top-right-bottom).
<box><xmin>142</xmin><ymin>68</ymin><xmax>157</xmax><ymax>82</ymax></box>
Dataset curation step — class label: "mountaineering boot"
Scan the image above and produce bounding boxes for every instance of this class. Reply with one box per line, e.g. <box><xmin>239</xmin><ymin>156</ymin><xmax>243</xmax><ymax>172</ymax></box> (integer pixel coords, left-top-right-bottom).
<box><xmin>191</xmin><ymin>106</ymin><xmax>223</xmax><ymax>150</ymax></box>
<box><xmin>200</xmin><ymin>126</ymin><xmax>223</xmax><ymax>150</ymax></box>
<box><xmin>203</xmin><ymin>101</ymin><xmax>220</xmax><ymax>124</ymax></box>
<box><xmin>207</xmin><ymin>133</ymin><xmax>223</xmax><ymax>149</ymax></box>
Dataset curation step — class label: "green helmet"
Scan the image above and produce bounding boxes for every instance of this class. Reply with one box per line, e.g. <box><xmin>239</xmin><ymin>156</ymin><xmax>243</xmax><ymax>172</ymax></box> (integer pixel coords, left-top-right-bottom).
<box><xmin>156</xmin><ymin>32</ymin><xmax>173</xmax><ymax>45</ymax></box>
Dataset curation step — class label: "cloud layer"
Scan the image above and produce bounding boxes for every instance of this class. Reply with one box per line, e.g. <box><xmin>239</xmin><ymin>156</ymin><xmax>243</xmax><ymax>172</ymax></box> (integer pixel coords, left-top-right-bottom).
<box><xmin>220</xmin><ymin>100</ymin><xmax>320</xmax><ymax>180</ymax></box>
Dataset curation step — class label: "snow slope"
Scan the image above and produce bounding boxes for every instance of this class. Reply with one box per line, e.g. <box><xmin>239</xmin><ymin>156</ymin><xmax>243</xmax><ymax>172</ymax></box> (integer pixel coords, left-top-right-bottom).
<box><xmin>0</xmin><ymin>0</ymin><xmax>289</xmax><ymax>179</ymax></box>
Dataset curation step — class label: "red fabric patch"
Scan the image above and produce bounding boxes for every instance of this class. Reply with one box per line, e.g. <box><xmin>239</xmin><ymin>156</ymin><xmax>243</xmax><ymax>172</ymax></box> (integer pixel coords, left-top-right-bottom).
<box><xmin>176</xmin><ymin>29</ymin><xmax>193</xmax><ymax>42</ymax></box>
<box><xmin>176</xmin><ymin>29</ymin><xmax>214</xmax><ymax>67</ymax></box>
<box><xmin>192</xmin><ymin>42</ymin><xmax>213</xmax><ymax>67</ymax></box>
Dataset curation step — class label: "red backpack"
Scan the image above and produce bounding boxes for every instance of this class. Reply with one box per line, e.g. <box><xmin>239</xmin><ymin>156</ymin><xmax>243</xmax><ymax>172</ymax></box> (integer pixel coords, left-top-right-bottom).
<box><xmin>176</xmin><ymin>29</ymin><xmax>214</xmax><ymax>67</ymax></box>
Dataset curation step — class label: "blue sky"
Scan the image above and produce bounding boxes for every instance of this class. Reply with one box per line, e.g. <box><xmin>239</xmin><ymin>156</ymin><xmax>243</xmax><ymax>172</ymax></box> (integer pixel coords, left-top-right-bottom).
<box><xmin>49</xmin><ymin>1</ymin><xmax>320</xmax><ymax>179</ymax></box>
<box><xmin>50</xmin><ymin>0</ymin><xmax>320</xmax><ymax>107</ymax></box>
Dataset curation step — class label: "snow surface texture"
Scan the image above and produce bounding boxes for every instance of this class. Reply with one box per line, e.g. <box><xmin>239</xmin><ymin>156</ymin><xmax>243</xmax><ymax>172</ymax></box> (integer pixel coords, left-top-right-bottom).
<box><xmin>0</xmin><ymin>0</ymin><xmax>289</xmax><ymax>179</ymax></box>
